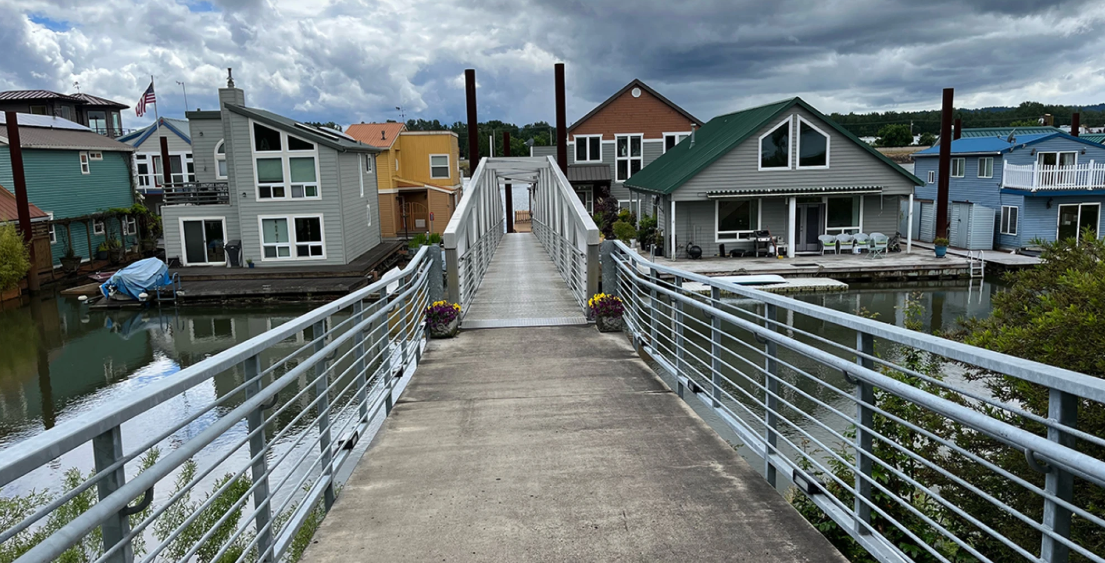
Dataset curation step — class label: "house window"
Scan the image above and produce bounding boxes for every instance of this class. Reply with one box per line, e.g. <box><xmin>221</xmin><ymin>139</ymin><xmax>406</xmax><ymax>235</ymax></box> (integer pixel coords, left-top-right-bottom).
<box><xmin>215</xmin><ymin>141</ymin><xmax>228</xmax><ymax>179</ymax></box>
<box><xmin>123</xmin><ymin>216</ymin><xmax>137</xmax><ymax>236</ymax></box>
<box><xmin>796</xmin><ymin>117</ymin><xmax>829</xmax><ymax>168</ymax></box>
<box><xmin>89</xmin><ymin>152</ymin><xmax>103</xmax><ymax>161</ymax></box>
<box><xmin>575</xmin><ymin>135</ymin><xmax>602</xmax><ymax>162</ymax></box>
<box><xmin>260</xmin><ymin>216</ymin><xmax>325</xmax><ymax>260</ymax></box>
<box><xmin>1038</xmin><ymin>151</ymin><xmax>1078</xmax><ymax>186</ymax></box>
<box><xmin>664</xmin><ymin>133</ymin><xmax>690</xmax><ymax>153</ymax></box>
<box><xmin>759</xmin><ymin>117</ymin><xmax>792</xmax><ymax>170</ymax></box>
<box><xmin>29</xmin><ymin>105</ymin><xmax>48</xmax><ymax>115</ymax></box>
<box><xmin>186</xmin><ymin>154</ymin><xmax>196</xmax><ymax>182</ymax></box>
<box><xmin>1000</xmin><ymin>205</ymin><xmax>1018</xmax><ymax>236</ymax></box>
<box><xmin>364</xmin><ymin>153</ymin><xmax>373</xmax><ymax>173</ymax></box>
<box><xmin>93</xmin><ymin>219</ymin><xmax>105</xmax><ymax>235</ymax></box>
<box><xmin>251</xmin><ymin>121</ymin><xmax>319</xmax><ymax>201</ymax></box>
<box><xmin>289</xmin><ymin>157</ymin><xmax>319</xmax><ymax>198</ymax></box>
<box><xmin>826</xmin><ymin>196</ymin><xmax>862</xmax><ymax>235</ymax></box>
<box><xmin>927</xmin><ymin>170</ymin><xmax>935</xmax><ymax>184</ymax></box>
<box><xmin>136</xmin><ymin>156</ymin><xmax>150</xmax><ymax>187</ymax></box>
<box><xmin>716</xmin><ymin>199</ymin><xmax>759</xmax><ymax>240</ymax></box>
<box><xmin>59</xmin><ymin>106</ymin><xmax>72</xmax><ymax>121</ymax></box>
<box><xmin>575</xmin><ymin>186</ymin><xmax>593</xmax><ymax>214</ymax></box>
<box><xmin>951</xmin><ymin>157</ymin><xmax>965</xmax><ymax>178</ymax></box>
<box><xmin>430</xmin><ymin>154</ymin><xmax>450</xmax><ymax>179</ymax></box>
<box><xmin>79</xmin><ymin>152</ymin><xmax>90</xmax><ymax>174</ymax></box>
<box><xmin>47</xmin><ymin>213</ymin><xmax>56</xmax><ymax>243</ymax></box>
<box><xmin>978</xmin><ymin>157</ymin><xmax>994</xmax><ymax>179</ymax></box>
<box><xmin>615</xmin><ymin>134</ymin><xmax>642</xmax><ymax>182</ymax></box>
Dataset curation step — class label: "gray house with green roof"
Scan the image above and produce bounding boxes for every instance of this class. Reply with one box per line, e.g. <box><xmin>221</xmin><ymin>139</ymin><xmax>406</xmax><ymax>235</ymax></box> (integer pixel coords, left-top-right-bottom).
<box><xmin>624</xmin><ymin>97</ymin><xmax>923</xmax><ymax>259</ymax></box>
<box><xmin>161</xmin><ymin>78</ymin><xmax>383</xmax><ymax>267</ymax></box>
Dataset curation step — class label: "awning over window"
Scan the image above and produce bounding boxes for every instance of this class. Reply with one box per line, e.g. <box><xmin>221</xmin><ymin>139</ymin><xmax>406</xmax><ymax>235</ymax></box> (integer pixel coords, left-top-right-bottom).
<box><xmin>705</xmin><ymin>185</ymin><xmax>883</xmax><ymax>198</ymax></box>
<box><xmin>566</xmin><ymin>163</ymin><xmax>611</xmax><ymax>184</ymax></box>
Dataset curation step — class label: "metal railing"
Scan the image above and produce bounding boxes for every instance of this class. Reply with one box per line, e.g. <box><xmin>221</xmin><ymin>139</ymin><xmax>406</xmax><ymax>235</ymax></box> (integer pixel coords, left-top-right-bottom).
<box><xmin>0</xmin><ymin>245</ymin><xmax>442</xmax><ymax>563</ymax></box>
<box><xmin>163</xmin><ymin>182</ymin><xmax>231</xmax><ymax>205</ymax></box>
<box><xmin>530</xmin><ymin>156</ymin><xmax>600</xmax><ymax>308</ymax></box>
<box><xmin>1003</xmin><ymin>160</ymin><xmax>1105</xmax><ymax>191</ymax></box>
<box><xmin>605</xmin><ymin>240</ymin><xmax>1105</xmax><ymax>563</ymax></box>
<box><xmin>443</xmin><ymin>157</ymin><xmax>505</xmax><ymax>309</ymax></box>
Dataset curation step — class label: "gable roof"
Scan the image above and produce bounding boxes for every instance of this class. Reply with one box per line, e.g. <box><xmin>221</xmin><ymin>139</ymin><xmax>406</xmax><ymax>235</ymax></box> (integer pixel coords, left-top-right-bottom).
<box><xmin>67</xmin><ymin>93</ymin><xmax>128</xmax><ymax>109</ymax></box>
<box><xmin>345</xmin><ymin>122</ymin><xmax>406</xmax><ymax>148</ymax></box>
<box><xmin>0</xmin><ymin>90</ymin><xmax>82</xmax><ymax>103</ymax></box>
<box><xmin>914</xmin><ymin>131</ymin><xmax>1105</xmax><ymax>157</ymax></box>
<box><xmin>1080</xmin><ymin>133</ymin><xmax>1105</xmax><ymax>144</ymax></box>
<box><xmin>0</xmin><ymin>113</ymin><xmax>134</xmax><ymax>152</ymax></box>
<box><xmin>118</xmin><ymin>117</ymin><xmax>191</xmax><ymax>147</ymax></box>
<box><xmin>624</xmin><ymin>97</ymin><xmax>923</xmax><ymax>195</ymax></box>
<box><xmin>957</xmin><ymin>126</ymin><xmax>1062</xmax><ymax>139</ymax></box>
<box><xmin>226</xmin><ymin>105</ymin><xmax>380</xmax><ymax>153</ymax></box>
<box><xmin>0</xmin><ymin>185</ymin><xmax>49</xmax><ymax>223</ymax></box>
<box><xmin>568</xmin><ymin>79</ymin><xmax>701</xmax><ymax>133</ymax></box>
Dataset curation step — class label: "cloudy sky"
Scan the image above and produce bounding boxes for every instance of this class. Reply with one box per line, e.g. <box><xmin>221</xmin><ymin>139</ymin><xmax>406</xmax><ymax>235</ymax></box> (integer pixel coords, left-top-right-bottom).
<box><xmin>3</xmin><ymin>0</ymin><xmax>1105</xmax><ymax>131</ymax></box>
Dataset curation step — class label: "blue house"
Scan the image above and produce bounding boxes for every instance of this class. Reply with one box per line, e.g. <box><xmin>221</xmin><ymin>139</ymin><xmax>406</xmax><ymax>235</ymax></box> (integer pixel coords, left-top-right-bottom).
<box><xmin>914</xmin><ymin>131</ymin><xmax>1105</xmax><ymax>250</ymax></box>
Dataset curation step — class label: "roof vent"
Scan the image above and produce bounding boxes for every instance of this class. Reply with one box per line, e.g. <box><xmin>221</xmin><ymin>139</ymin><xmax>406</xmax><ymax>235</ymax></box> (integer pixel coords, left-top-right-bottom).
<box><xmin>227</xmin><ymin>68</ymin><xmax>234</xmax><ymax>88</ymax></box>
<box><xmin>381</xmin><ymin>130</ymin><xmax>386</xmax><ymax>140</ymax></box>
<box><xmin>690</xmin><ymin>123</ymin><xmax>697</xmax><ymax>148</ymax></box>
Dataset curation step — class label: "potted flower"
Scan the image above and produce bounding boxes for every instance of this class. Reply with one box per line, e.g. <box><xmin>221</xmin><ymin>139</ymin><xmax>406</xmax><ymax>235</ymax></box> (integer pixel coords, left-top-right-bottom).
<box><xmin>107</xmin><ymin>238</ymin><xmax>125</xmax><ymax>264</ymax></box>
<box><xmin>246</xmin><ymin>258</ymin><xmax>255</xmax><ymax>269</ymax></box>
<box><xmin>589</xmin><ymin>293</ymin><xmax>625</xmax><ymax>332</ymax></box>
<box><xmin>95</xmin><ymin>241</ymin><xmax>109</xmax><ymax>261</ymax></box>
<box><xmin>933</xmin><ymin>237</ymin><xmax>949</xmax><ymax>258</ymax></box>
<box><xmin>426</xmin><ymin>300</ymin><xmax>461</xmax><ymax>338</ymax></box>
<box><xmin>60</xmin><ymin>245</ymin><xmax>82</xmax><ymax>273</ymax></box>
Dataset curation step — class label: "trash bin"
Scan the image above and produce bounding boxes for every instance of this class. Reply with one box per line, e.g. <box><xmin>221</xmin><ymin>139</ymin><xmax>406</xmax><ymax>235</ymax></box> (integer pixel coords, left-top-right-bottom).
<box><xmin>225</xmin><ymin>240</ymin><xmax>242</xmax><ymax>267</ymax></box>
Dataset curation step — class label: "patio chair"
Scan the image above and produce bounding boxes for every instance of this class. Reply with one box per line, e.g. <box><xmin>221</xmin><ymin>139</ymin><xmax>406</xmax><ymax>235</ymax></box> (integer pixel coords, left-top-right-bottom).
<box><xmin>818</xmin><ymin>235</ymin><xmax>838</xmax><ymax>255</ymax></box>
<box><xmin>853</xmin><ymin>233</ymin><xmax>870</xmax><ymax>253</ymax></box>
<box><xmin>870</xmin><ymin>233</ymin><xmax>889</xmax><ymax>259</ymax></box>
<box><xmin>836</xmin><ymin>233</ymin><xmax>854</xmax><ymax>254</ymax></box>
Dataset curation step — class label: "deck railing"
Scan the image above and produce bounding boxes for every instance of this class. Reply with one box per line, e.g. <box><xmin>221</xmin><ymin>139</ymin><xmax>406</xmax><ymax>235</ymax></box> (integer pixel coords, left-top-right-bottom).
<box><xmin>163</xmin><ymin>182</ymin><xmax>230</xmax><ymax>205</ymax></box>
<box><xmin>606</xmin><ymin>240</ymin><xmax>1105</xmax><ymax>563</ymax></box>
<box><xmin>443</xmin><ymin>157</ymin><xmax>505</xmax><ymax>309</ymax></box>
<box><xmin>530</xmin><ymin>156</ymin><xmax>600</xmax><ymax>308</ymax></box>
<box><xmin>1003</xmin><ymin>160</ymin><xmax>1105</xmax><ymax>191</ymax></box>
<box><xmin>0</xmin><ymin>245</ymin><xmax>441</xmax><ymax>563</ymax></box>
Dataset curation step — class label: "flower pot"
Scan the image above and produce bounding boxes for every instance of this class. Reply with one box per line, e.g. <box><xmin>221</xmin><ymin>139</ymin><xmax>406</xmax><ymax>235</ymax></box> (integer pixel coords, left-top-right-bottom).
<box><xmin>428</xmin><ymin>317</ymin><xmax>459</xmax><ymax>338</ymax></box>
<box><xmin>596</xmin><ymin>314</ymin><xmax>624</xmax><ymax>333</ymax></box>
<box><xmin>109</xmin><ymin>248</ymin><xmax>125</xmax><ymax>264</ymax></box>
<box><xmin>934</xmin><ymin>245</ymin><xmax>947</xmax><ymax>258</ymax></box>
<box><xmin>60</xmin><ymin>256</ymin><xmax>82</xmax><ymax>273</ymax></box>
<box><xmin>96</xmin><ymin>250</ymin><xmax>108</xmax><ymax>261</ymax></box>
<box><xmin>247</xmin><ymin>262</ymin><xmax>255</xmax><ymax>269</ymax></box>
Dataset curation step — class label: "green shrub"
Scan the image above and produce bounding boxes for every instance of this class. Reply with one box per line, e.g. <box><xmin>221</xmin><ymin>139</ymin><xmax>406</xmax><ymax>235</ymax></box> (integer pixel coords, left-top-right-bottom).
<box><xmin>407</xmin><ymin>233</ymin><xmax>428</xmax><ymax>249</ymax></box>
<box><xmin>611</xmin><ymin>220</ymin><xmax>637</xmax><ymax>242</ymax></box>
<box><xmin>428</xmin><ymin>232</ymin><xmax>442</xmax><ymax>245</ymax></box>
<box><xmin>0</xmin><ymin>224</ymin><xmax>30</xmax><ymax>291</ymax></box>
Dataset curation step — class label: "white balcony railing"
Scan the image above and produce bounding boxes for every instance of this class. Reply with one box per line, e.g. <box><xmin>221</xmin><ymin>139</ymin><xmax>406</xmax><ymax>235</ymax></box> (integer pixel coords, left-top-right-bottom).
<box><xmin>1002</xmin><ymin>160</ymin><xmax>1105</xmax><ymax>191</ymax></box>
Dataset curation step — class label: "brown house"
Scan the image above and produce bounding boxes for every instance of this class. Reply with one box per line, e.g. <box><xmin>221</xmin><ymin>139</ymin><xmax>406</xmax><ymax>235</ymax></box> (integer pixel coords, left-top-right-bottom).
<box><xmin>0</xmin><ymin>91</ymin><xmax>129</xmax><ymax>138</ymax></box>
<box><xmin>532</xmin><ymin>79</ymin><xmax>700</xmax><ymax>217</ymax></box>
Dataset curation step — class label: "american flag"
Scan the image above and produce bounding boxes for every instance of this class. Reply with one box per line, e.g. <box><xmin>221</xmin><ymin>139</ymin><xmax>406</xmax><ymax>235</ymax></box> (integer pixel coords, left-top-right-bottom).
<box><xmin>136</xmin><ymin>82</ymin><xmax>156</xmax><ymax>117</ymax></box>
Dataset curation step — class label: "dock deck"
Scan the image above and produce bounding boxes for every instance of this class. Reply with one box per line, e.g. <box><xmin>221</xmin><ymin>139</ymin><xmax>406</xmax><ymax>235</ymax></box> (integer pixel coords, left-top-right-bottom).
<box><xmin>640</xmin><ymin>247</ymin><xmax>973</xmax><ymax>280</ymax></box>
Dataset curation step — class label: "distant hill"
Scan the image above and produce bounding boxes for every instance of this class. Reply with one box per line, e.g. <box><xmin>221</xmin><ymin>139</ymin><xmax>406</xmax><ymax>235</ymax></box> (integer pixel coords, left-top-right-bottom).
<box><xmin>830</xmin><ymin>101</ymin><xmax>1105</xmax><ymax>137</ymax></box>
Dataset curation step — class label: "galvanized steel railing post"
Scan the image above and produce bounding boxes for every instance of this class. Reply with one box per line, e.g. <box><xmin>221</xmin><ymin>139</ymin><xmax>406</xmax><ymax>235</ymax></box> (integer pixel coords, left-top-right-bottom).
<box><xmin>352</xmin><ymin>301</ymin><xmax>369</xmax><ymax>422</ymax></box>
<box><xmin>243</xmin><ymin>353</ymin><xmax>274</xmax><ymax>561</ymax></box>
<box><xmin>710</xmin><ymin>286</ymin><xmax>722</xmax><ymax>408</ymax></box>
<box><xmin>376</xmin><ymin>286</ymin><xmax>395</xmax><ymax>416</ymax></box>
<box><xmin>674</xmin><ymin>275</ymin><xmax>686</xmax><ymax>398</ymax></box>
<box><xmin>1040</xmin><ymin>388</ymin><xmax>1077</xmax><ymax>562</ymax></box>
<box><xmin>764</xmin><ymin>303</ymin><xmax>779</xmax><ymax>488</ymax></box>
<box><xmin>428</xmin><ymin>245</ymin><xmax>444</xmax><ymax>304</ymax></box>
<box><xmin>854</xmin><ymin>331</ymin><xmax>875</xmax><ymax>534</ymax></box>
<box><xmin>92</xmin><ymin>425</ymin><xmax>133</xmax><ymax>563</ymax></box>
<box><xmin>649</xmin><ymin>268</ymin><xmax>660</xmax><ymax>347</ymax></box>
<box><xmin>445</xmin><ymin>247</ymin><xmax>460</xmax><ymax>305</ymax></box>
<box><xmin>600</xmin><ymin>241</ymin><xmax>617</xmax><ymax>297</ymax></box>
<box><xmin>312</xmin><ymin>319</ymin><xmax>336</xmax><ymax>510</ymax></box>
<box><xmin>586</xmin><ymin>242</ymin><xmax>600</xmax><ymax>303</ymax></box>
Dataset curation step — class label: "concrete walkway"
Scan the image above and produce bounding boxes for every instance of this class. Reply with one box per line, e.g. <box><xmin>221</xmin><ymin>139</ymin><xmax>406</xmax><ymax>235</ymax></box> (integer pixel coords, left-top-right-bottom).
<box><xmin>301</xmin><ymin>327</ymin><xmax>845</xmax><ymax>563</ymax></box>
<box><xmin>461</xmin><ymin>233</ymin><xmax>587</xmax><ymax>329</ymax></box>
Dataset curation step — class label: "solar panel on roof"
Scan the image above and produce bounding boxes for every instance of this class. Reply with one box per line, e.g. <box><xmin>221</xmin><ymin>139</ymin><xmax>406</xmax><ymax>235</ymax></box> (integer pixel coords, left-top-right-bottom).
<box><xmin>0</xmin><ymin>113</ymin><xmax>92</xmax><ymax>131</ymax></box>
<box><xmin>293</xmin><ymin>122</ymin><xmax>340</xmax><ymax>141</ymax></box>
<box><xmin>321</xmin><ymin>126</ymin><xmax>357</xmax><ymax>142</ymax></box>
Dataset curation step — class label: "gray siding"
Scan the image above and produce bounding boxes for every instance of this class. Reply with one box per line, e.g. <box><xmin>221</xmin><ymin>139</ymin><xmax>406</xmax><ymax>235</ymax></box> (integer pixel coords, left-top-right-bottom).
<box><xmin>530</xmin><ymin>140</ymin><xmax>665</xmax><ymax>202</ymax></box>
<box><xmin>161</xmin><ymin>204</ymin><xmax>239</xmax><ymax>263</ymax></box>
<box><xmin>188</xmin><ymin>118</ymin><xmax>223</xmax><ymax>184</ymax></box>
<box><xmin>337</xmin><ymin>151</ymin><xmax>381</xmax><ymax>262</ymax></box>
<box><xmin>862</xmin><ymin>195</ymin><xmax>901</xmax><ymax>235</ymax></box>
<box><xmin>675</xmin><ymin>106</ymin><xmax>916</xmax><ymax>201</ymax></box>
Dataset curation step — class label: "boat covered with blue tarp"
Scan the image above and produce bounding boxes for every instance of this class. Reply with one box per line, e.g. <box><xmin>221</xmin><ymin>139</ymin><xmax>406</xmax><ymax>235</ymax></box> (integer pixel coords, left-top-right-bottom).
<box><xmin>99</xmin><ymin>258</ymin><xmax>172</xmax><ymax>301</ymax></box>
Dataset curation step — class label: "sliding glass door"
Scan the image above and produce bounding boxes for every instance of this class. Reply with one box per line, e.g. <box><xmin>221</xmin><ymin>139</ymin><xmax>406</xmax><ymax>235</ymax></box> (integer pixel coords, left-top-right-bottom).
<box><xmin>1057</xmin><ymin>203</ymin><xmax>1099</xmax><ymax>242</ymax></box>
<box><xmin>181</xmin><ymin>219</ymin><xmax>226</xmax><ymax>265</ymax></box>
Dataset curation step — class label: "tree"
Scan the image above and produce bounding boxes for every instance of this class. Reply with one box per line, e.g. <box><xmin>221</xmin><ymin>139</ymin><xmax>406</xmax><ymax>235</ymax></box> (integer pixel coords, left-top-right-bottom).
<box><xmin>874</xmin><ymin>124</ymin><xmax>913</xmax><ymax>147</ymax></box>
<box><xmin>304</xmin><ymin>121</ymin><xmax>343</xmax><ymax>132</ymax></box>
<box><xmin>0</xmin><ymin>224</ymin><xmax>30</xmax><ymax>291</ymax></box>
<box><xmin>1008</xmin><ymin>119</ymin><xmax>1040</xmax><ymax>127</ymax></box>
<box><xmin>917</xmin><ymin>132</ymin><xmax>937</xmax><ymax>146</ymax></box>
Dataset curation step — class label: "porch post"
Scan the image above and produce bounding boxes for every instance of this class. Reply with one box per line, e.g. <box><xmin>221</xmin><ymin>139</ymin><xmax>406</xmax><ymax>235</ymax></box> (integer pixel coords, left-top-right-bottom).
<box><xmin>787</xmin><ymin>196</ymin><xmax>796</xmax><ymax>258</ymax></box>
<box><xmin>907</xmin><ymin>193</ymin><xmax>914</xmax><ymax>253</ymax></box>
<box><xmin>670</xmin><ymin>198</ymin><xmax>677</xmax><ymax>260</ymax></box>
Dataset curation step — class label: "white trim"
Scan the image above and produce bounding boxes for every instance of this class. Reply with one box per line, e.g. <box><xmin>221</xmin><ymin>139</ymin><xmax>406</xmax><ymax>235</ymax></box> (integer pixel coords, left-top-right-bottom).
<box><xmin>573</xmin><ymin>134</ymin><xmax>603</xmax><ymax>162</ymax></box>
<box><xmin>950</xmin><ymin>157</ymin><xmax>965</xmax><ymax>178</ymax></box>
<box><xmin>1056</xmin><ymin>202</ymin><xmax>1100</xmax><ymax>243</ymax></box>
<box><xmin>249</xmin><ymin>118</ymin><xmax>322</xmax><ymax>202</ymax></box>
<box><xmin>662</xmin><ymin>131</ymin><xmax>692</xmax><ymax>153</ymax></box>
<box><xmin>122</xmin><ymin>216</ymin><xmax>137</xmax><ymax>236</ymax></box>
<box><xmin>1000</xmin><ymin>205</ymin><xmax>1018</xmax><ymax>236</ymax></box>
<box><xmin>177</xmin><ymin>216</ymin><xmax>227</xmax><ymax>266</ymax></box>
<box><xmin>927</xmin><ymin>170</ymin><xmax>935</xmax><ymax>184</ymax></box>
<box><xmin>47</xmin><ymin>212</ymin><xmax>56</xmax><ymax>243</ymax></box>
<box><xmin>367</xmin><ymin>204</ymin><xmax>373</xmax><ymax>227</ymax></box>
<box><xmin>615</xmin><ymin>133</ymin><xmax>644</xmax><ymax>182</ymax></box>
<box><xmin>92</xmin><ymin>219</ymin><xmax>105</xmax><ymax>235</ymax></box>
<box><xmin>79</xmin><ymin>151</ymin><xmax>90</xmax><ymax>174</ymax></box>
<box><xmin>714</xmin><ymin>198</ymin><xmax>761</xmax><ymax>242</ymax></box>
<box><xmin>365</xmin><ymin>152</ymin><xmax>374</xmax><ymax>173</ymax></box>
<box><xmin>977</xmin><ymin>156</ymin><xmax>994</xmax><ymax>179</ymax></box>
<box><xmin>257</xmin><ymin>214</ymin><xmax>327</xmax><ymax>262</ymax></box>
<box><xmin>359</xmin><ymin>155</ymin><xmax>365</xmax><ymax>197</ymax></box>
<box><xmin>188</xmin><ymin>317</ymin><xmax>236</xmax><ymax>343</ymax></box>
<box><xmin>88</xmin><ymin>151</ymin><xmax>103</xmax><ymax>161</ymax></box>
<box><xmin>429</xmin><ymin>153</ymin><xmax>450</xmax><ymax>179</ymax></box>
<box><xmin>214</xmin><ymin>140</ymin><xmax>228</xmax><ymax>180</ymax></box>
<box><xmin>795</xmin><ymin>115</ymin><xmax>830</xmax><ymax>169</ymax></box>
<box><xmin>138</xmin><ymin>151</ymin><xmax>197</xmax><ymax>187</ymax></box>
<box><xmin>758</xmin><ymin>115</ymin><xmax>793</xmax><ymax>171</ymax></box>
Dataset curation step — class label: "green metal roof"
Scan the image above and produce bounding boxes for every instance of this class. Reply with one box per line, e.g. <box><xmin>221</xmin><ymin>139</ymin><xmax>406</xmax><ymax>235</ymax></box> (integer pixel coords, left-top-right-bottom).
<box><xmin>957</xmin><ymin>126</ymin><xmax>1062</xmax><ymax>138</ymax></box>
<box><xmin>623</xmin><ymin>97</ymin><xmax>923</xmax><ymax>195</ymax></box>
<box><xmin>1080</xmin><ymin>133</ymin><xmax>1105</xmax><ymax>144</ymax></box>
<box><xmin>225</xmin><ymin>104</ymin><xmax>380</xmax><ymax>153</ymax></box>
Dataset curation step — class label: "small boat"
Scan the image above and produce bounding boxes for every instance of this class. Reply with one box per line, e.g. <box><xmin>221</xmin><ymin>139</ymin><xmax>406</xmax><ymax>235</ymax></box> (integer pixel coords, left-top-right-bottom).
<box><xmin>99</xmin><ymin>258</ymin><xmax>173</xmax><ymax>302</ymax></box>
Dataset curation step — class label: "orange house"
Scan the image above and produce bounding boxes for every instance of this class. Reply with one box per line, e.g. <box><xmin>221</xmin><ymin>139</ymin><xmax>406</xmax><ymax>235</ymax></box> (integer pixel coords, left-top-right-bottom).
<box><xmin>346</xmin><ymin>123</ymin><xmax>462</xmax><ymax>238</ymax></box>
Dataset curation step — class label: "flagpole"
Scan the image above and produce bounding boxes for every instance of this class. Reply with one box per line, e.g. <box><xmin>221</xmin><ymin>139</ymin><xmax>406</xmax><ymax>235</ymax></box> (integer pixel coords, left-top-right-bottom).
<box><xmin>151</xmin><ymin>75</ymin><xmax>160</xmax><ymax>132</ymax></box>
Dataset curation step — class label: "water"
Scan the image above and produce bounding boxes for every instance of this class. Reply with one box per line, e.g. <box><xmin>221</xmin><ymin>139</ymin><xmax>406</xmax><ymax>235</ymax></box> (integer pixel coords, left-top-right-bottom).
<box><xmin>0</xmin><ymin>279</ymin><xmax>1001</xmax><ymax>496</ymax></box>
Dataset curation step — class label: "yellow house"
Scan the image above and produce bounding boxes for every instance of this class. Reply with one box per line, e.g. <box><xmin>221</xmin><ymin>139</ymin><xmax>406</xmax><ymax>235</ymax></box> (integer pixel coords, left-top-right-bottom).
<box><xmin>346</xmin><ymin>123</ymin><xmax>462</xmax><ymax>238</ymax></box>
